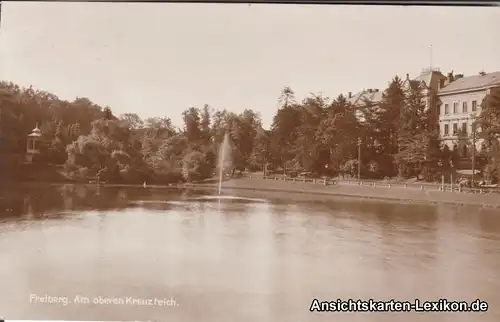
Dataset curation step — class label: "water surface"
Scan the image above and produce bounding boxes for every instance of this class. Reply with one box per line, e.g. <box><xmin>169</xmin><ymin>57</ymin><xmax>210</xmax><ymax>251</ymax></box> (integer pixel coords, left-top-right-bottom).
<box><xmin>0</xmin><ymin>184</ymin><xmax>499</xmax><ymax>321</ymax></box>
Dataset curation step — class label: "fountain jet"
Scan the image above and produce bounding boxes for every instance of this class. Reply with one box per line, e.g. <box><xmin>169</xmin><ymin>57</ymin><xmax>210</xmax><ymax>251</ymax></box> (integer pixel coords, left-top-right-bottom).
<box><xmin>217</xmin><ymin>132</ymin><xmax>232</xmax><ymax>196</ymax></box>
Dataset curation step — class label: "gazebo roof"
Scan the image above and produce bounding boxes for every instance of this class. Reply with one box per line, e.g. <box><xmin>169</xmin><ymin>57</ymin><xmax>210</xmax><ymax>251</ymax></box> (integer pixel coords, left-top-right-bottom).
<box><xmin>28</xmin><ymin>125</ymin><xmax>42</xmax><ymax>137</ymax></box>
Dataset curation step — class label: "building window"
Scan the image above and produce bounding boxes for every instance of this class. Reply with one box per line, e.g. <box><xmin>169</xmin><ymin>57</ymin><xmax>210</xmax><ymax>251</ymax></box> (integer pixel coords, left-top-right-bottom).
<box><xmin>472</xmin><ymin>123</ymin><xmax>477</xmax><ymax>133</ymax></box>
<box><xmin>453</xmin><ymin>102</ymin><xmax>458</xmax><ymax>114</ymax></box>
<box><xmin>444</xmin><ymin>124</ymin><xmax>449</xmax><ymax>136</ymax></box>
<box><xmin>437</xmin><ymin>105</ymin><xmax>440</xmax><ymax>116</ymax></box>
<box><xmin>462</xmin><ymin>101</ymin><xmax>468</xmax><ymax>113</ymax></box>
<box><xmin>462</xmin><ymin>122</ymin><xmax>467</xmax><ymax>134</ymax></box>
<box><xmin>472</xmin><ymin>100</ymin><xmax>477</xmax><ymax>112</ymax></box>
<box><xmin>453</xmin><ymin>123</ymin><xmax>458</xmax><ymax>135</ymax></box>
<box><xmin>444</xmin><ymin>104</ymin><xmax>449</xmax><ymax>115</ymax></box>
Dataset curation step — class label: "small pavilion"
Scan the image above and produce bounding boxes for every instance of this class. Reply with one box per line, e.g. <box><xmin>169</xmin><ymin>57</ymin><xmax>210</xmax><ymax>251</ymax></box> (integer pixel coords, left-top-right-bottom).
<box><xmin>26</xmin><ymin>124</ymin><xmax>42</xmax><ymax>163</ymax></box>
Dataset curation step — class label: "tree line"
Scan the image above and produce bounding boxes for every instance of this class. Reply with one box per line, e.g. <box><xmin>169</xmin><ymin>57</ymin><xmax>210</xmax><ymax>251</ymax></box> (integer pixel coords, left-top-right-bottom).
<box><xmin>0</xmin><ymin>77</ymin><xmax>499</xmax><ymax>184</ymax></box>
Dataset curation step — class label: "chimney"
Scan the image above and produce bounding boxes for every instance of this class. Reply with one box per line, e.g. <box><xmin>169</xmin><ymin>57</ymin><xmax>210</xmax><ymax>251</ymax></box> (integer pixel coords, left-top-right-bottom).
<box><xmin>455</xmin><ymin>74</ymin><xmax>464</xmax><ymax>80</ymax></box>
<box><xmin>348</xmin><ymin>92</ymin><xmax>352</xmax><ymax>98</ymax></box>
<box><xmin>367</xmin><ymin>89</ymin><xmax>373</xmax><ymax>93</ymax></box>
<box><xmin>406</xmin><ymin>73</ymin><xmax>410</xmax><ymax>81</ymax></box>
<box><xmin>479</xmin><ymin>71</ymin><xmax>486</xmax><ymax>76</ymax></box>
<box><xmin>439</xmin><ymin>78</ymin><xmax>445</xmax><ymax>89</ymax></box>
<box><xmin>447</xmin><ymin>71</ymin><xmax>454</xmax><ymax>83</ymax></box>
<box><xmin>374</xmin><ymin>89</ymin><xmax>379</xmax><ymax>92</ymax></box>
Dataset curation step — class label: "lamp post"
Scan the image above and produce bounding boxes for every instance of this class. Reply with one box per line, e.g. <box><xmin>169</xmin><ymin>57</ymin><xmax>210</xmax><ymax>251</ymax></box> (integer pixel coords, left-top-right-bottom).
<box><xmin>470</xmin><ymin>114</ymin><xmax>478</xmax><ymax>187</ymax></box>
<box><xmin>449</xmin><ymin>159</ymin><xmax>454</xmax><ymax>191</ymax></box>
<box><xmin>471</xmin><ymin>129</ymin><xmax>476</xmax><ymax>187</ymax></box>
<box><xmin>437</xmin><ymin>159</ymin><xmax>444</xmax><ymax>191</ymax></box>
<box><xmin>357</xmin><ymin>137</ymin><xmax>361</xmax><ymax>182</ymax></box>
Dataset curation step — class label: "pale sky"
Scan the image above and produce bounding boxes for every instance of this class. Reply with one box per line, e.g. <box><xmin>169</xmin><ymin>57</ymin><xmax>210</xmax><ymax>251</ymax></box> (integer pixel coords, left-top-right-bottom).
<box><xmin>1</xmin><ymin>3</ymin><xmax>499</xmax><ymax>129</ymax></box>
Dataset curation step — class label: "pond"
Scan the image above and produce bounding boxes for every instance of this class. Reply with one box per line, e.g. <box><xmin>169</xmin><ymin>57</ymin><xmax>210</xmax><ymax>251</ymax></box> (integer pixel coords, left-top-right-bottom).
<box><xmin>0</xmin><ymin>184</ymin><xmax>499</xmax><ymax>321</ymax></box>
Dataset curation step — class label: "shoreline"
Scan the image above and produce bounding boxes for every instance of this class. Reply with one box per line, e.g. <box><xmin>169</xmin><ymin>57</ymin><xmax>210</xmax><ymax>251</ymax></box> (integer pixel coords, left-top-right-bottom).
<box><xmin>8</xmin><ymin>178</ymin><xmax>500</xmax><ymax>208</ymax></box>
<box><xmin>179</xmin><ymin>178</ymin><xmax>500</xmax><ymax>208</ymax></box>
<box><xmin>188</xmin><ymin>179</ymin><xmax>500</xmax><ymax>208</ymax></box>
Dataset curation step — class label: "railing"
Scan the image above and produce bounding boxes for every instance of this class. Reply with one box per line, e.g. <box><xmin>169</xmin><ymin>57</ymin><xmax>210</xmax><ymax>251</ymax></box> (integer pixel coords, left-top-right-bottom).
<box><xmin>256</xmin><ymin>175</ymin><xmax>500</xmax><ymax>194</ymax></box>
<box><xmin>422</xmin><ymin>67</ymin><xmax>441</xmax><ymax>73</ymax></box>
<box><xmin>259</xmin><ymin>175</ymin><xmax>336</xmax><ymax>186</ymax></box>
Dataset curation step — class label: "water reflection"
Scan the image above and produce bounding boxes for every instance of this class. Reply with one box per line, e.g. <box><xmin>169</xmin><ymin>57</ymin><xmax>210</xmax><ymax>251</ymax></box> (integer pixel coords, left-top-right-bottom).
<box><xmin>0</xmin><ymin>184</ymin><xmax>499</xmax><ymax>321</ymax></box>
<box><xmin>0</xmin><ymin>184</ymin><xmax>128</xmax><ymax>222</ymax></box>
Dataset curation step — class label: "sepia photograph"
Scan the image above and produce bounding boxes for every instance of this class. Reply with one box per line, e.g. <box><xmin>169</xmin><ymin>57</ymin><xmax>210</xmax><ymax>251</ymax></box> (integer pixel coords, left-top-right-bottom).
<box><xmin>0</xmin><ymin>1</ymin><xmax>499</xmax><ymax>321</ymax></box>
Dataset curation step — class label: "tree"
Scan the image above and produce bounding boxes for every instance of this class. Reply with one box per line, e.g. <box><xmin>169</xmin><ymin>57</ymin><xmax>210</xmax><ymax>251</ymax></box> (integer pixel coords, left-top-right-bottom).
<box><xmin>476</xmin><ymin>89</ymin><xmax>500</xmax><ymax>182</ymax></box>
<box><xmin>68</xmin><ymin>123</ymin><xmax>81</xmax><ymax>142</ymax></box>
<box><xmin>317</xmin><ymin>94</ymin><xmax>360</xmax><ymax>174</ymax></box>
<box><xmin>119</xmin><ymin>113</ymin><xmax>143</xmax><ymax>130</ymax></box>
<box><xmin>270</xmin><ymin>95</ymin><xmax>302</xmax><ymax>172</ymax></box>
<box><xmin>421</xmin><ymin>132</ymin><xmax>444</xmax><ymax>181</ymax></box>
<box><xmin>278</xmin><ymin>86</ymin><xmax>296</xmax><ymax>109</ymax></box>
<box><xmin>367</xmin><ymin>76</ymin><xmax>406</xmax><ymax>177</ymax></box>
<box><xmin>395</xmin><ymin>81</ymin><xmax>429</xmax><ymax>178</ymax></box>
<box><xmin>249</xmin><ymin>129</ymin><xmax>270</xmax><ymax>171</ymax></box>
<box><xmin>293</xmin><ymin>94</ymin><xmax>328</xmax><ymax>173</ymax></box>
<box><xmin>230</xmin><ymin>109</ymin><xmax>261</xmax><ymax>170</ymax></box>
<box><xmin>10</xmin><ymin>73</ymin><xmax>495</xmax><ymax>185</ymax></box>
<box><xmin>450</xmin><ymin>143</ymin><xmax>460</xmax><ymax>170</ymax></box>
<box><xmin>378</xmin><ymin>76</ymin><xmax>406</xmax><ymax>152</ymax></box>
<box><xmin>103</xmin><ymin>107</ymin><xmax>113</xmax><ymax>120</ymax></box>
<box><xmin>455</xmin><ymin>129</ymin><xmax>470</xmax><ymax>158</ymax></box>
<box><xmin>65</xmin><ymin>118</ymin><xmax>147</xmax><ymax>183</ymax></box>
<box><xmin>144</xmin><ymin>134</ymin><xmax>188</xmax><ymax>180</ymax></box>
<box><xmin>140</xmin><ymin>117</ymin><xmax>177</xmax><ymax>159</ymax></box>
<box><xmin>200</xmin><ymin>104</ymin><xmax>212</xmax><ymax>143</ymax></box>
<box><xmin>143</xmin><ymin>117</ymin><xmax>176</xmax><ymax>139</ymax></box>
<box><xmin>182</xmin><ymin>151</ymin><xmax>212</xmax><ymax>182</ymax></box>
<box><xmin>182</xmin><ymin>107</ymin><xmax>202</xmax><ymax>144</ymax></box>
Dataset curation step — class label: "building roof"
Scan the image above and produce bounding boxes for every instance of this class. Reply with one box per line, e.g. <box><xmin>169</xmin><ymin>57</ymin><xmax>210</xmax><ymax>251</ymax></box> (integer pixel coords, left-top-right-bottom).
<box><xmin>439</xmin><ymin>71</ymin><xmax>500</xmax><ymax>94</ymax></box>
<box><xmin>408</xmin><ymin>79</ymin><xmax>423</xmax><ymax>90</ymax></box>
<box><xmin>347</xmin><ymin>89</ymin><xmax>383</xmax><ymax>107</ymax></box>
<box><xmin>347</xmin><ymin>70</ymin><xmax>436</xmax><ymax>107</ymax></box>
<box><xmin>414</xmin><ymin>72</ymin><xmax>433</xmax><ymax>88</ymax></box>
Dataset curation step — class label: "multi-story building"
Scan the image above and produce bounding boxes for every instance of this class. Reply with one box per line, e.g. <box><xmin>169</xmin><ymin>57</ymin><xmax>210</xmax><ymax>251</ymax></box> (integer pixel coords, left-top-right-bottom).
<box><xmin>347</xmin><ymin>67</ymin><xmax>446</xmax><ymax>126</ymax></box>
<box><xmin>347</xmin><ymin>68</ymin><xmax>500</xmax><ymax>157</ymax></box>
<box><xmin>437</xmin><ymin>71</ymin><xmax>500</xmax><ymax>152</ymax></box>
